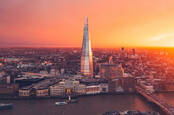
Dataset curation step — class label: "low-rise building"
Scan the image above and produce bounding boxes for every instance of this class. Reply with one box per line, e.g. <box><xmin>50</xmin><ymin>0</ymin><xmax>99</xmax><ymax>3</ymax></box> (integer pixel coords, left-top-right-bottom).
<box><xmin>33</xmin><ymin>78</ymin><xmax>58</xmax><ymax>97</ymax></box>
<box><xmin>99</xmin><ymin>83</ymin><xmax>109</xmax><ymax>93</ymax></box>
<box><xmin>19</xmin><ymin>78</ymin><xmax>59</xmax><ymax>97</ymax></box>
<box><xmin>49</xmin><ymin>79</ymin><xmax>80</xmax><ymax>96</ymax></box>
<box><xmin>122</xmin><ymin>76</ymin><xmax>135</xmax><ymax>93</ymax></box>
<box><xmin>0</xmin><ymin>84</ymin><xmax>19</xmax><ymax>95</ymax></box>
<box><xmin>108</xmin><ymin>78</ymin><xmax>122</xmax><ymax>93</ymax></box>
<box><xmin>19</xmin><ymin>85</ymin><xmax>32</xmax><ymax>97</ymax></box>
<box><xmin>36</xmin><ymin>88</ymin><xmax>49</xmax><ymax>97</ymax></box>
<box><xmin>99</xmin><ymin>64</ymin><xmax>124</xmax><ymax>79</ymax></box>
<box><xmin>74</xmin><ymin>84</ymin><xmax>86</xmax><ymax>95</ymax></box>
<box><xmin>86</xmin><ymin>84</ymin><xmax>100</xmax><ymax>95</ymax></box>
<box><xmin>50</xmin><ymin>83</ymin><xmax>65</xmax><ymax>96</ymax></box>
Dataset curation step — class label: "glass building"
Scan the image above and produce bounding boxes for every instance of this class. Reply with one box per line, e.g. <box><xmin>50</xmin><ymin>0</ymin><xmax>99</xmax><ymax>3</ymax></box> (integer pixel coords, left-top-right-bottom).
<box><xmin>81</xmin><ymin>17</ymin><xmax>93</xmax><ymax>77</ymax></box>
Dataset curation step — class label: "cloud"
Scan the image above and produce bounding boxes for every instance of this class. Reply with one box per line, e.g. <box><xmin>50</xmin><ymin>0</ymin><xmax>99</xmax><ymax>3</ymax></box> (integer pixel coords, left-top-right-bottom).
<box><xmin>150</xmin><ymin>33</ymin><xmax>174</xmax><ymax>41</ymax></box>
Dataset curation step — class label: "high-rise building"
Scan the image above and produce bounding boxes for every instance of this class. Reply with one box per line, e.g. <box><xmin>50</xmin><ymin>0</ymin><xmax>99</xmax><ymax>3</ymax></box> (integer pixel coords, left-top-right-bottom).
<box><xmin>108</xmin><ymin>56</ymin><xmax>113</xmax><ymax>64</ymax></box>
<box><xmin>121</xmin><ymin>47</ymin><xmax>124</xmax><ymax>52</ymax></box>
<box><xmin>99</xmin><ymin>64</ymin><xmax>124</xmax><ymax>79</ymax></box>
<box><xmin>132</xmin><ymin>49</ymin><xmax>135</xmax><ymax>55</ymax></box>
<box><xmin>81</xmin><ymin>17</ymin><xmax>93</xmax><ymax>77</ymax></box>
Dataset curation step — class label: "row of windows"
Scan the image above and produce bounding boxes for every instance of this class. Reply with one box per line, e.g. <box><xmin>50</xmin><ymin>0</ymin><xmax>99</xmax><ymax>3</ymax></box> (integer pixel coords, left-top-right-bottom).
<box><xmin>86</xmin><ymin>87</ymin><xmax>100</xmax><ymax>92</ymax></box>
<box><xmin>19</xmin><ymin>92</ymin><xmax>30</xmax><ymax>96</ymax></box>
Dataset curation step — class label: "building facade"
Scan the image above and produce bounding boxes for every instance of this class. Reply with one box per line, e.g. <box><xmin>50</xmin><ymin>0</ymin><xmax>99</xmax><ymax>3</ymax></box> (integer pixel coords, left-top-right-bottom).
<box><xmin>0</xmin><ymin>84</ymin><xmax>19</xmax><ymax>95</ymax></box>
<box><xmin>18</xmin><ymin>85</ymin><xmax>32</xmax><ymax>97</ymax></box>
<box><xmin>36</xmin><ymin>88</ymin><xmax>49</xmax><ymax>97</ymax></box>
<box><xmin>99</xmin><ymin>64</ymin><xmax>124</xmax><ymax>79</ymax></box>
<box><xmin>99</xmin><ymin>83</ymin><xmax>109</xmax><ymax>93</ymax></box>
<box><xmin>50</xmin><ymin>84</ymin><xmax>65</xmax><ymax>96</ymax></box>
<box><xmin>74</xmin><ymin>84</ymin><xmax>86</xmax><ymax>95</ymax></box>
<box><xmin>86</xmin><ymin>84</ymin><xmax>100</xmax><ymax>95</ymax></box>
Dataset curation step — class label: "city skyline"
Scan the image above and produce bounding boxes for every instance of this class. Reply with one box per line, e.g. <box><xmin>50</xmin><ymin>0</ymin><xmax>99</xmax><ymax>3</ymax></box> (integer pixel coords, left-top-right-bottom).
<box><xmin>1</xmin><ymin>1</ymin><xmax>174</xmax><ymax>115</ymax></box>
<box><xmin>1</xmin><ymin>0</ymin><xmax>174</xmax><ymax>48</ymax></box>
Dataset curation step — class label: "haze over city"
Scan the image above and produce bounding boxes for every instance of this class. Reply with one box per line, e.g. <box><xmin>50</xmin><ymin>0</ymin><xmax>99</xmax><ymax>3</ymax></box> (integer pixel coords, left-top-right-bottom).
<box><xmin>2</xmin><ymin>1</ymin><xmax>174</xmax><ymax>115</ymax></box>
<box><xmin>1</xmin><ymin>0</ymin><xmax>174</xmax><ymax>48</ymax></box>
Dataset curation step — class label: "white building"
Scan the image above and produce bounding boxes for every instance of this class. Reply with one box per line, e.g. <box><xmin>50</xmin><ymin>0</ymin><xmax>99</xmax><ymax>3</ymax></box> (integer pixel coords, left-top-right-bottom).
<box><xmin>36</xmin><ymin>88</ymin><xmax>49</xmax><ymax>97</ymax></box>
<box><xmin>49</xmin><ymin>80</ymin><xmax>80</xmax><ymax>96</ymax></box>
<box><xmin>50</xmin><ymin>83</ymin><xmax>65</xmax><ymax>96</ymax></box>
<box><xmin>75</xmin><ymin>84</ymin><xmax>86</xmax><ymax>95</ymax></box>
<box><xmin>86</xmin><ymin>85</ymin><xmax>100</xmax><ymax>95</ymax></box>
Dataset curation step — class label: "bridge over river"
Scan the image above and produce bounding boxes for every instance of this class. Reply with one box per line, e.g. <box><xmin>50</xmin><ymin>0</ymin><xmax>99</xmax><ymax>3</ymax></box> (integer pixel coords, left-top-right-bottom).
<box><xmin>136</xmin><ymin>86</ymin><xmax>174</xmax><ymax>115</ymax></box>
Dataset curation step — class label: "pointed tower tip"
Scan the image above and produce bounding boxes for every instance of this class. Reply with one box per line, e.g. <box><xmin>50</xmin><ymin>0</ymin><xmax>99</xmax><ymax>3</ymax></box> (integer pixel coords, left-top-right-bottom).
<box><xmin>85</xmin><ymin>16</ymin><xmax>88</xmax><ymax>24</ymax></box>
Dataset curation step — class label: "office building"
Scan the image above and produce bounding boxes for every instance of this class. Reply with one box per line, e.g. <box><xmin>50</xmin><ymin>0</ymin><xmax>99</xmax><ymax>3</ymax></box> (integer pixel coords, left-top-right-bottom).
<box><xmin>81</xmin><ymin>17</ymin><xmax>93</xmax><ymax>77</ymax></box>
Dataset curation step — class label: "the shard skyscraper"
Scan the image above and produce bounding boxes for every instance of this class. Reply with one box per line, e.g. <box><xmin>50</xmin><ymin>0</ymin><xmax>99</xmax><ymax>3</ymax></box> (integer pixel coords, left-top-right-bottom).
<box><xmin>81</xmin><ymin>17</ymin><xmax>93</xmax><ymax>77</ymax></box>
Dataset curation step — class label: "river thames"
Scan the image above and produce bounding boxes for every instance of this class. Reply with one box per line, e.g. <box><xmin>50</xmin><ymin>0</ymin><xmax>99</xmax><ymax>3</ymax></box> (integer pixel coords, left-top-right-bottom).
<box><xmin>0</xmin><ymin>94</ymin><xmax>167</xmax><ymax>115</ymax></box>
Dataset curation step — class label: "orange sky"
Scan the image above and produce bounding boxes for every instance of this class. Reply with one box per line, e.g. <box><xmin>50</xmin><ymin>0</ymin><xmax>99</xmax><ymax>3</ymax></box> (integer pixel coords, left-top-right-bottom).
<box><xmin>1</xmin><ymin>0</ymin><xmax>174</xmax><ymax>48</ymax></box>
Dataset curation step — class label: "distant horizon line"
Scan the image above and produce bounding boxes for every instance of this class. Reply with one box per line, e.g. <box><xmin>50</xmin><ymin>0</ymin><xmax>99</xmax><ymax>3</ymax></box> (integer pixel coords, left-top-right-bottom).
<box><xmin>0</xmin><ymin>46</ymin><xmax>174</xmax><ymax>49</ymax></box>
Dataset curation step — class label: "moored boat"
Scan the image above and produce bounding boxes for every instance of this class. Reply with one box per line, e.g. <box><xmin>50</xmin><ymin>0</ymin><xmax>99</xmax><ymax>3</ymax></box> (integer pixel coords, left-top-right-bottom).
<box><xmin>0</xmin><ymin>103</ymin><xmax>13</xmax><ymax>110</ymax></box>
<box><xmin>65</xmin><ymin>96</ymin><xmax>78</xmax><ymax>104</ymax></box>
<box><xmin>55</xmin><ymin>102</ymin><xmax>68</xmax><ymax>106</ymax></box>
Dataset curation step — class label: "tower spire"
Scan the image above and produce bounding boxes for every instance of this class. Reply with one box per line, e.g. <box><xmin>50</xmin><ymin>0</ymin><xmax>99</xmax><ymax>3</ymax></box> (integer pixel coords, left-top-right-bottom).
<box><xmin>85</xmin><ymin>16</ymin><xmax>88</xmax><ymax>25</ymax></box>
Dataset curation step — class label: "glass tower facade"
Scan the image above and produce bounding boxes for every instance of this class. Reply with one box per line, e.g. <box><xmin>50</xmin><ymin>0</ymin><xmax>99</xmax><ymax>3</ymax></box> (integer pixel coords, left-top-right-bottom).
<box><xmin>81</xmin><ymin>17</ymin><xmax>93</xmax><ymax>77</ymax></box>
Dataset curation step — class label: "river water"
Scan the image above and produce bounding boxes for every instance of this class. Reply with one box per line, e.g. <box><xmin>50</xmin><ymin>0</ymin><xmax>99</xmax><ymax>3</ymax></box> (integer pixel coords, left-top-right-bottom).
<box><xmin>156</xmin><ymin>92</ymin><xmax>174</xmax><ymax>107</ymax></box>
<box><xmin>0</xmin><ymin>94</ymin><xmax>163</xmax><ymax>115</ymax></box>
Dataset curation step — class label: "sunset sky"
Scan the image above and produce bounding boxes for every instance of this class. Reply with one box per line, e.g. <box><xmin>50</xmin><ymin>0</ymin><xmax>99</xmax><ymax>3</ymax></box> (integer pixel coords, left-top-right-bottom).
<box><xmin>1</xmin><ymin>0</ymin><xmax>174</xmax><ymax>48</ymax></box>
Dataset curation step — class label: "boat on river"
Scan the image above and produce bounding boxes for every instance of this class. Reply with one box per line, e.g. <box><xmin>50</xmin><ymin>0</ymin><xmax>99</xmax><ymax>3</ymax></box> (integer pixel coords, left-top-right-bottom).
<box><xmin>65</xmin><ymin>96</ymin><xmax>78</xmax><ymax>104</ymax></box>
<box><xmin>55</xmin><ymin>96</ymin><xmax>78</xmax><ymax>106</ymax></box>
<box><xmin>55</xmin><ymin>102</ymin><xmax>68</xmax><ymax>106</ymax></box>
<box><xmin>0</xmin><ymin>103</ymin><xmax>13</xmax><ymax>110</ymax></box>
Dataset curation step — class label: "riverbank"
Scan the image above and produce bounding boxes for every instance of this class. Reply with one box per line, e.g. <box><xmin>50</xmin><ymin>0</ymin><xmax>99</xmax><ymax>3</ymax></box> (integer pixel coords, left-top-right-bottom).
<box><xmin>0</xmin><ymin>92</ymin><xmax>135</xmax><ymax>100</ymax></box>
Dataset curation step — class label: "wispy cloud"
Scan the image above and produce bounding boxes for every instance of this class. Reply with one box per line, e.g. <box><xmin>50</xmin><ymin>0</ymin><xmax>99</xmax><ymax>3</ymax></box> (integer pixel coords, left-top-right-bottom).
<box><xmin>150</xmin><ymin>33</ymin><xmax>174</xmax><ymax>41</ymax></box>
